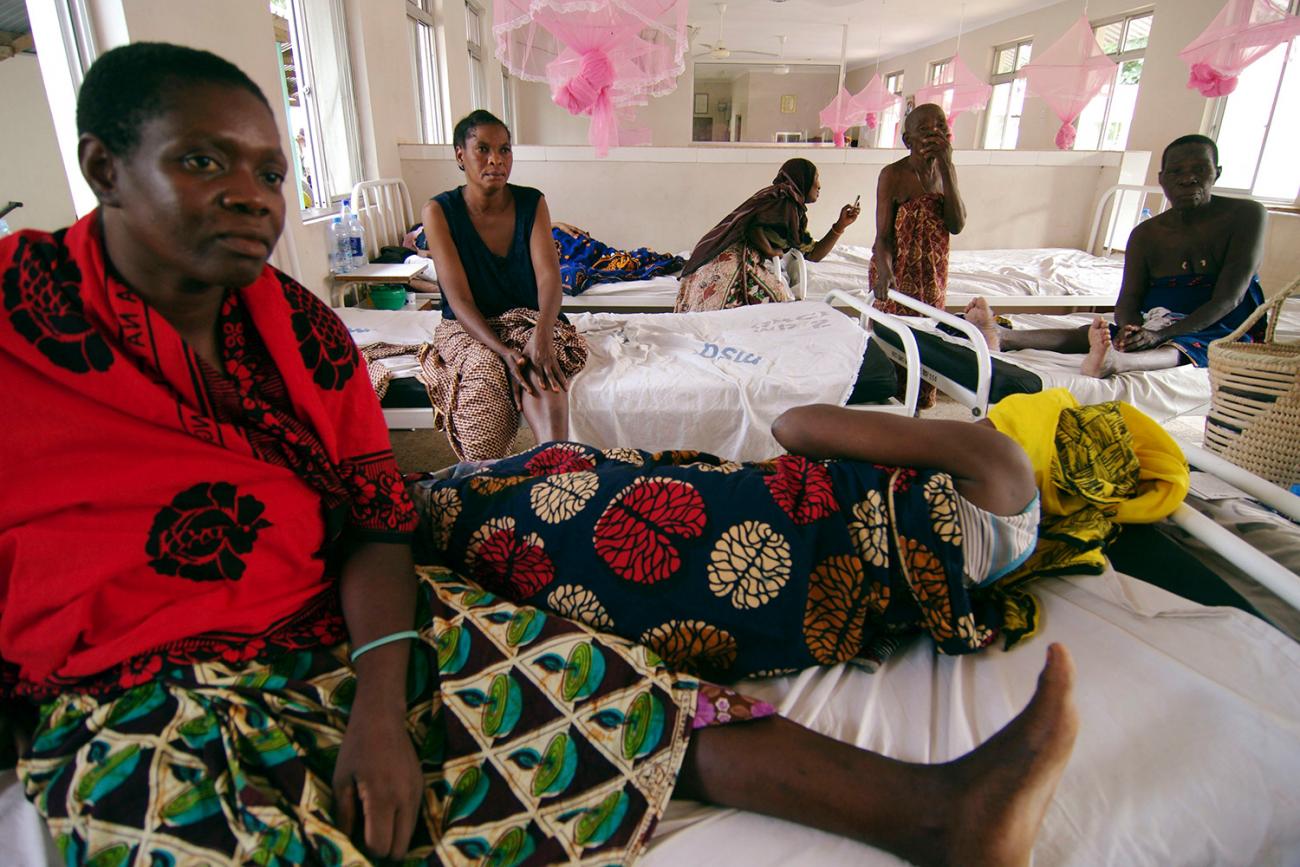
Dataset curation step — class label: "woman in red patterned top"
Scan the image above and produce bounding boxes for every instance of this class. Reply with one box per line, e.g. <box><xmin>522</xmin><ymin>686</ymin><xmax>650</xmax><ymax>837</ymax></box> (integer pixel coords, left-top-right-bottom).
<box><xmin>1</xmin><ymin>43</ymin><xmax>1078</xmax><ymax>867</ymax></box>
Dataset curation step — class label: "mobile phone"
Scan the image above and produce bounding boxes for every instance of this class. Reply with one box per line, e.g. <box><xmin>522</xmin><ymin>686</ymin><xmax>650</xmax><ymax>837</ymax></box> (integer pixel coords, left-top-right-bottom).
<box><xmin>853</xmin><ymin>195</ymin><xmax>861</xmax><ymax>208</ymax></box>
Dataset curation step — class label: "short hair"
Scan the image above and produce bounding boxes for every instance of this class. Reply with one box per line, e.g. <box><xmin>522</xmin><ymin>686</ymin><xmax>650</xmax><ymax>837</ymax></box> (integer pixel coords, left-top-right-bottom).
<box><xmin>1162</xmin><ymin>134</ymin><xmax>1219</xmax><ymax>169</ymax></box>
<box><xmin>77</xmin><ymin>42</ymin><xmax>270</xmax><ymax>156</ymax></box>
<box><xmin>453</xmin><ymin>110</ymin><xmax>510</xmax><ymax>150</ymax></box>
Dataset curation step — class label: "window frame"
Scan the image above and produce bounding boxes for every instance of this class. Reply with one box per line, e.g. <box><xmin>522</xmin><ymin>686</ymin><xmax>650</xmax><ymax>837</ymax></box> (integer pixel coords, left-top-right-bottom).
<box><xmin>927</xmin><ymin>57</ymin><xmax>952</xmax><ymax>87</ymax></box>
<box><xmin>1074</xmin><ymin>8</ymin><xmax>1153</xmax><ymax>151</ymax></box>
<box><xmin>983</xmin><ymin>38</ymin><xmax>1033</xmax><ymax>150</ymax></box>
<box><xmin>277</xmin><ymin>0</ymin><xmax>364</xmax><ymax>217</ymax></box>
<box><xmin>465</xmin><ymin>0</ymin><xmax>488</xmax><ymax>110</ymax></box>
<box><xmin>1204</xmin><ymin>0</ymin><xmax>1300</xmax><ymax>204</ymax></box>
<box><xmin>876</xmin><ymin>70</ymin><xmax>904</xmax><ymax>148</ymax></box>
<box><xmin>407</xmin><ymin>0</ymin><xmax>449</xmax><ymax>144</ymax></box>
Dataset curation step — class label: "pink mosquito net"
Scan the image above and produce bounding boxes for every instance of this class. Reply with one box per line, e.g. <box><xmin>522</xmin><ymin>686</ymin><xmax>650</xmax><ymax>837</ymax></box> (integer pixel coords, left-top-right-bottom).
<box><xmin>849</xmin><ymin>73</ymin><xmax>902</xmax><ymax>131</ymax></box>
<box><xmin>1019</xmin><ymin>15</ymin><xmax>1117</xmax><ymax>150</ymax></box>
<box><xmin>914</xmin><ymin>56</ymin><xmax>991</xmax><ymax>122</ymax></box>
<box><xmin>1179</xmin><ymin>0</ymin><xmax>1300</xmax><ymax>97</ymax></box>
<box><xmin>819</xmin><ymin>87</ymin><xmax>868</xmax><ymax>147</ymax></box>
<box><xmin>494</xmin><ymin>0</ymin><xmax>689</xmax><ymax>156</ymax></box>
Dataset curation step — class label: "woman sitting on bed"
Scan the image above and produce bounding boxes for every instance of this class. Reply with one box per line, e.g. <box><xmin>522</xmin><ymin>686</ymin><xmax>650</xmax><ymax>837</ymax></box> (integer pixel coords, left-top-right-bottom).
<box><xmin>674</xmin><ymin>158</ymin><xmax>861</xmax><ymax>312</ymax></box>
<box><xmin>420</xmin><ymin>110</ymin><xmax>587</xmax><ymax>462</ymax></box>
<box><xmin>1</xmin><ymin>42</ymin><xmax>1083</xmax><ymax>867</ymax></box>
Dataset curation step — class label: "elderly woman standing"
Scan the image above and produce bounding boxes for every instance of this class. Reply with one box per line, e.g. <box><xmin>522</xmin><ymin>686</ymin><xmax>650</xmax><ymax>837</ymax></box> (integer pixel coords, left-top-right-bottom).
<box><xmin>420</xmin><ymin>110</ymin><xmax>587</xmax><ymax>461</ymax></box>
<box><xmin>673</xmin><ymin>158</ymin><xmax>860</xmax><ymax>313</ymax></box>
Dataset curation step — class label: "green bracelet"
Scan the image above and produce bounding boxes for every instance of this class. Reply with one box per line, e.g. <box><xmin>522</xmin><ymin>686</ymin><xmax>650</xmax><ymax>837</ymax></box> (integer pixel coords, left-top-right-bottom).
<box><xmin>349</xmin><ymin>630</ymin><xmax>420</xmax><ymax>663</ymax></box>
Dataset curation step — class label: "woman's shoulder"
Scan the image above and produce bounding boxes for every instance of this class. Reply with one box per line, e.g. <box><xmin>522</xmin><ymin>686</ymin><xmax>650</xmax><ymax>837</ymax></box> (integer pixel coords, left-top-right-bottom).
<box><xmin>509</xmin><ymin>185</ymin><xmax>544</xmax><ymax>206</ymax></box>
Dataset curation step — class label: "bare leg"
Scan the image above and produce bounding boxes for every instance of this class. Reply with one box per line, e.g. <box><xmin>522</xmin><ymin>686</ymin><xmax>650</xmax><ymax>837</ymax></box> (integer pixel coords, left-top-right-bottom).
<box><xmin>519</xmin><ymin>388</ymin><xmax>570</xmax><ymax>444</ymax></box>
<box><xmin>675</xmin><ymin>644</ymin><xmax>1079</xmax><ymax>867</ymax></box>
<box><xmin>1079</xmin><ymin>318</ymin><xmax>1184</xmax><ymax>378</ymax></box>
<box><xmin>964</xmin><ymin>298</ymin><xmax>1090</xmax><ymax>354</ymax></box>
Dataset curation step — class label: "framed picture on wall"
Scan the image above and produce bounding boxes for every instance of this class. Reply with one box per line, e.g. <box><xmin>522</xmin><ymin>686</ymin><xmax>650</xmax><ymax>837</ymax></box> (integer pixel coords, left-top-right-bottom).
<box><xmin>694</xmin><ymin>93</ymin><xmax>709</xmax><ymax>114</ymax></box>
<box><xmin>780</xmin><ymin>94</ymin><xmax>797</xmax><ymax>113</ymax></box>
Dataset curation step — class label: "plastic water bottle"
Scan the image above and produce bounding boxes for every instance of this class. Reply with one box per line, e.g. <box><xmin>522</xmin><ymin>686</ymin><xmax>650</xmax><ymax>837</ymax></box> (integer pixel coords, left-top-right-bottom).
<box><xmin>344</xmin><ymin>202</ymin><xmax>367</xmax><ymax>271</ymax></box>
<box><xmin>0</xmin><ymin>218</ymin><xmax>11</xmax><ymax>239</ymax></box>
<box><xmin>1139</xmin><ymin>207</ymin><xmax>1153</xmax><ymax>221</ymax></box>
<box><xmin>328</xmin><ymin>216</ymin><xmax>352</xmax><ymax>274</ymax></box>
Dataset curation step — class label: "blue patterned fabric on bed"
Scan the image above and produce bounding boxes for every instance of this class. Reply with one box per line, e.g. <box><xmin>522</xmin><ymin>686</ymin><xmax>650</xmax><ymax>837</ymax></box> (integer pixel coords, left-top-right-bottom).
<box><xmin>553</xmin><ymin>225</ymin><xmax>684</xmax><ymax>295</ymax></box>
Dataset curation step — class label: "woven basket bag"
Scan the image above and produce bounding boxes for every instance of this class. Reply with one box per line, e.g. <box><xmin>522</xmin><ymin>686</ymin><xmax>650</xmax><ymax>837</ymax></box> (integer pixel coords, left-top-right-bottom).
<box><xmin>1203</xmin><ymin>276</ymin><xmax>1300</xmax><ymax>487</ymax></box>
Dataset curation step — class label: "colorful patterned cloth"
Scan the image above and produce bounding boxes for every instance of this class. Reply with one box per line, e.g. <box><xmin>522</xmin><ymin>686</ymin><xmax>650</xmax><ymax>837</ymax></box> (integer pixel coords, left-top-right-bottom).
<box><xmin>988</xmin><ymin>389</ymin><xmax>1190</xmax><ymax>647</ymax></box>
<box><xmin>871</xmin><ymin>192</ymin><xmax>951</xmax><ymax>408</ymax></box>
<box><xmin>18</xmin><ymin>567</ymin><xmax>751</xmax><ymax>866</ymax></box>
<box><xmin>418</xmin><ymin>309</ymin><xmax>588</xmax><ymax>462</ymax></box>
<box><xmin>552</xmin><ymin>225</ymin><xmax>684</xmax><ymax>296</ymax></box>
<box><xmin>415</xmin><ymin>443</ymin><xmax>1022</xmax><ymax>681</ymax></box>
<box><xmin>1107</xmin><ymin>272</ymin><xmax>1267</xmax><ymax>367</ymax></box>
<box><xmin>0</xmin><ymin>212</ymin><xmax>417</xmax><ymax>700</ymax></box>
<box><xmin>673</xmin><ymin>241</ymin><xmax>794</xmax><ymax>314</ymax></box>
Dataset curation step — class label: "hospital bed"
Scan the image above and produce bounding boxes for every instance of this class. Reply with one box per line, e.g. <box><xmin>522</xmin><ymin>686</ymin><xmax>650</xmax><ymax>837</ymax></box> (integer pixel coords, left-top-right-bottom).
<box><xmin>4</xmin><ymin>453</ymin><xmax>1298</xmax><ymax>866</ymax></box>
<box><xmin>338</xmin><ymin>296</ymin><xmax>920</xmax><ymax>461</ymax></box>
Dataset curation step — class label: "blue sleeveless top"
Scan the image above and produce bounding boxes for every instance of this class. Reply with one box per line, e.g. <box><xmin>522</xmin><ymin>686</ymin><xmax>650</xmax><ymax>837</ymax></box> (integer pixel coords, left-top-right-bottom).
<box><xmin>433</xmin><ymin>184</ymin><xmax>542</xmax><ymax>320</ymax></box>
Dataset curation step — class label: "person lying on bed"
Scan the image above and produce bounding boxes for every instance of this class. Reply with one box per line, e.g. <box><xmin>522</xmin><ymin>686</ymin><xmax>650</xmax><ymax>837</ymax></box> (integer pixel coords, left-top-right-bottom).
<box><xmin>964</xmin><ymin>134</ymin><xmax>1267</xmax><ymax>378</ymax></box>
<box><xmin>871</xmin><ymin>102</ymin><xmax>968</xmax><ymax>408</ymax></box>
<box><xmin>419</xmin><ymin>110</ymin><xmax>587</xmax><ymax>462</ymax></box>
<box><xmin>674</xmin><ymin>158</ymin><xmax>861</xmax><ymax>312</ymax></box>
<box><xmin>419</xmin><ymin>405</ymin><xmax>1046</xmax><ymax>678</ymax></box>
<box><xmin>0</xmin><ymin>42</ymin><xmax>1083</xmax><ymax>867</ymax></box>
<box><xmin>550</xmin><ymin>221</ymin><xmax>685</xmax><ymax>295</ymax></box>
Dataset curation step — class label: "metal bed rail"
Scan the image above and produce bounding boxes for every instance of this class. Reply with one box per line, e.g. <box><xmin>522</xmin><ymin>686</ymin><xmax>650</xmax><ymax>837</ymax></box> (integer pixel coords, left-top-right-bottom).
<box><xmin>823</xmin><ymin>289</ymin><xmax>921</xmax><ymax>417</ymax></box>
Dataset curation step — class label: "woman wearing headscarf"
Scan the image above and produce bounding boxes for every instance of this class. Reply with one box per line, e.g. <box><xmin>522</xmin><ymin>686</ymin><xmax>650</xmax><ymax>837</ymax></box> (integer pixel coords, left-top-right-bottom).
<box><xmin>673</xmin><ymin>158</ymin><xmax>860</xmax><ymax>312</ymax></box>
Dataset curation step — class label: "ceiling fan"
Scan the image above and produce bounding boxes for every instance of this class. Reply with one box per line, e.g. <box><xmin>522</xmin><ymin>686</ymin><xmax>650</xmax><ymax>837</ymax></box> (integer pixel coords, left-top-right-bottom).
<box><xmin>692</xmin><ymin>4</ymin><xmax>780</xmax><ymax>61</ymax></box>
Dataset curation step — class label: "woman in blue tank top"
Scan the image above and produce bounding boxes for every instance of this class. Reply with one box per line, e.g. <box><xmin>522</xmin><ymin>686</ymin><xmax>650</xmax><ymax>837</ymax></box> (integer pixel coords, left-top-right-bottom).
<box><xmin>419</xmin><ymin>111</ymin><xmax>588</xmax><ymax>461</ymax></box>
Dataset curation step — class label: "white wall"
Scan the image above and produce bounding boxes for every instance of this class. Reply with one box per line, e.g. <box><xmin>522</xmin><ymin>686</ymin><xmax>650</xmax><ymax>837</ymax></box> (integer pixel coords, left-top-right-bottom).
<box><xmin>739</xmin><ymin>68</ymin><xmax>840</xmax><ymax>143</ymax></box>
<box><xmin>401</xmin><ymin>144</ymin><xmax>1122</xmax><ymax>255</ymax></box>
<box><xmin>0</xmin><ymin>54</ymin><xmax>77</xmax><ymax>232</ymax></box>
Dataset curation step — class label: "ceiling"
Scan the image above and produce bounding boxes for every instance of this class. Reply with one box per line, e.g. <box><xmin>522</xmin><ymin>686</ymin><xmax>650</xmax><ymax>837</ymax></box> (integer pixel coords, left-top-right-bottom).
<box><xmin>0</xmin><ymin>0</ymin><xmax>27</xmax><ymax>34</ymax></box>
<box><xmin>686</xmin><ymin>0</ymin><xmax>1061</xmax><ymax>68</ymax></box>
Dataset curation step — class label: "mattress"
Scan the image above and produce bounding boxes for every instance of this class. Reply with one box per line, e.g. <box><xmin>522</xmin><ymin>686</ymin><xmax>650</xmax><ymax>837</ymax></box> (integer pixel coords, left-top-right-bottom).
<box><xmin>6</xmin><ymin>569</ymin><xmax>1297</xmax><ymax>866</ymax></box>
<box><xmin>805</xmin><ymin>245</ymin><xmax>1124</xmax><ymax>302</ymax></box>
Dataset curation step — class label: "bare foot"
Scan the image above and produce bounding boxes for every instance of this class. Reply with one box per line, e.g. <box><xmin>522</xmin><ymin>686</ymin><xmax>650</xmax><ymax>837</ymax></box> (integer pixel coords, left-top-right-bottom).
<box><xmin>964</xmin><ymin>297</ymin><xmax>1003</xmax><ymax>351</ymax></box>
<box><xmin>1079</xmin><ymin>317</ymin><xmax>1117</xmax><ymax>378</ymax></box>
<box><xmin>934</xmin><ymin>643</ymin><xmax>1080</xmax><ymax>867</ymax></box>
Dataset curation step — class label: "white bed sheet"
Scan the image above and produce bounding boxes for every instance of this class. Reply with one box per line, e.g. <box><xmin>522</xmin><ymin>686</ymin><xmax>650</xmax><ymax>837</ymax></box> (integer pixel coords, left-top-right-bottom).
<box><xmin>5</xmin><ymin>569</ymin><xmax>1297</xmax><ymax>866</ymax></box>
<box><xmin>567</xmin><ymin>302</ymin><xmax>868</xmax><ymax>461</ymax></box>
<box><xmin>807</xmin><ymin>244</ymin><xmax>1124</xmax><ymax>301</ymax></box>
<box><xmin>646</xmin><ymin>569</ymin><xmax>1300</xmax><ymax>867</ymax></box>
<box><xmin>336</xmin><ymin>302</ymin><xmax>871</xmax><ymax>461</ymax></box>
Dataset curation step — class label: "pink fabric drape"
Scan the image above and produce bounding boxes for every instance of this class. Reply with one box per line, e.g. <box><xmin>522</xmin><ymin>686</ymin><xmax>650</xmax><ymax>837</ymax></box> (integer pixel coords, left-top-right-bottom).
<box><xmin>1020</xmin><ymin>16</ymin><xmax>1118</xmax><ymax>150</ymax></box>
<box><xmin>819</xmin><ymin>87</ymin><xmax>868</xmax><ymax>147</ymax></box>
<box><xmin>914</xmin><ymin>56</ymin><xmax>992</xmax><ymax>121</ymax></box>
<box><xmin>494</xmin><ymin>0</ymin><xmax>688</xmax><ymax>156</ymax></box>
<box><xmin>850</xmin><ymin>73</ymin><xmax>902</xmax><ymax>131</ymax></box>
<box><xmin>1179</xmin><ymin>0</ymin><xmax>1300</xmax><ymax>97</ymax></box>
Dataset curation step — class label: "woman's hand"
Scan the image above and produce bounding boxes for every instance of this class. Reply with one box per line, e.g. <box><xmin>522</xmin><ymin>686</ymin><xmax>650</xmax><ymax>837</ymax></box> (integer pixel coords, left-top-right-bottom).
<box><xmin>333</xmin><ymin>706</ymin><xmax>424</xmax><ymax>860</ymax></box>
<box><xmin>834</xmin><ymin>200</ymin><xmax>862</xmax><ymax>233</ymax></box>
<box><xmin>525</xmin><ymin>328</ymin><xmax>568</xmax><ymax>393</ymax></box>
<box><xmin>1116</xmin><ymin>324</ymin><xmax>1164</xmax><ymax>352</ymax></box>
<box><xmin>498</xmin><ymin>348</ymin><xmax>538</xmax><ymax>408</ymax></box>
<box><xmin>872</xmin><ymin>260</ymin><xmax>894</xmax><ymax>302</ymax></box>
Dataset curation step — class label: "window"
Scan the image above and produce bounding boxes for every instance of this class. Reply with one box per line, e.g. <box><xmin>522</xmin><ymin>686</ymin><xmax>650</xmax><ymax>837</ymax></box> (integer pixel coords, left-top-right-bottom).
<box><xmin>1208</xmin><ymin>0</ymin><xmax>1300</xmax><ymax>202</ymax></box>
<box><xmin>407</xmin><ymin>0</ymin><xmax>448</xmax><ymax>143</ymax></box>
<box><xmin>1073</xmin><ymin>10</ymin><xmax>1152</xmax><ymax>151</ymax></box>
<box><xmin>983</xmin><ymin>39</ymin><xmax>1032</xmax><ymax>149</ymax></box>
<box><xmin>876</xmin><ymin>70</ymin><xmax>904</xmax><ymax>147</ymax></box>
<box><xmin>501</xmin><ymin>66</ymin><xmax>516</xmax><ymax>129</ymax></box>
<box><xmin>465</xmin><ymin>0</ymin><xmax>487</xmax><ymax>109</ymax></box>
<box><xmin>928</xmin><ymin>58</ymin><xmax>952</xmax><ymax>86</ymax></box>
<box><xmin>271</xmin><ymin>0</ymin><xmax>362</xmax><ymax>212</ymax></box>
